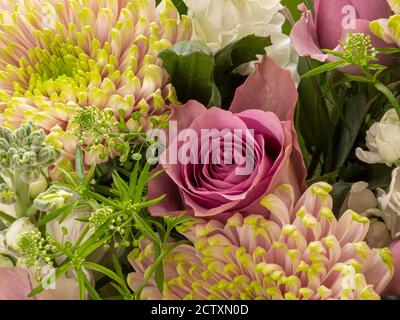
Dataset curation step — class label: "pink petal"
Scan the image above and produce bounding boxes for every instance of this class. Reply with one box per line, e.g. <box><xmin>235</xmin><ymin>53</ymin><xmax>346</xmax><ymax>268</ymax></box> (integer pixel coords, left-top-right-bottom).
<box><xmin>291</xmin><ymin>3</ymin><xmax>329</xmax><ymax>62</ymax></box>
<box><xmin>0</xmin><ymin>267</ymin><xmax>35</xmax><ymax>300</ymax></box>
<box><xmin>230</xmin><ymin>56</ymin><xmax>298</xmax><ymax>122</ymax></box>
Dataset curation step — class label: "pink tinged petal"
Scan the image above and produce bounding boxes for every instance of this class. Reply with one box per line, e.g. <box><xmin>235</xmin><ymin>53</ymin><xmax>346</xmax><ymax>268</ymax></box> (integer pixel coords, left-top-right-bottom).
<box><xmin>386</xmin><ymin>238</ymin><xmax>400</xmax><ymax>295</ymax></box>
<box><xmin>290</xmin><ymin>4</ymin><xmax>329</xmax><ymax>62</ymax></box>
<box><xmin>350</xmin><ymin>0</ymin><xmax>392</xmax><ymax>21</ymax></box>
<box><xmin>265</xmin><ymin>121</ymin><xmax>307</xmax><ymax>201</ymax></box>
<box><xmin>0</xmin><ymin>267</ymin><xmax>35</xmax><ymax>300</ymax></box>
<box><xmin>315</xmin><ymin>0</ymin><xmax>352</xmax><ymax>50</ymax></box>
<box><xmin>335</xmin><ymin>210</ymin><xmax>370</xmax><ymax>245</ymax></box>
<box><xmin>230</xmin><ymin>56</ymin><xmax>298</xmax><ymax>122</ymax></box>
<box><xmin>147</xmin><ymin>165</ymin><xmax>186</xmax><ymax>217</ymax></box>
<box><xmin>169</xmin><ymin>100</ymin><xmax>208</xmax><ymax>133</ymax></box>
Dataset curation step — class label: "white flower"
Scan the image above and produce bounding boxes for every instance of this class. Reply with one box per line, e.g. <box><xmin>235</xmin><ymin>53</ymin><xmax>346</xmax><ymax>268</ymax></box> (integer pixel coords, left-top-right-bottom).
<box><xmin>340</xmin><ymin>181</ymin><xmax>378</xmax><ymax>215</ymax></box>
<box><xmin>46</xmin><ymin>206</ymin><xmax>105</xmax><ymax>263</ymax></box>
<box><xmin>341</xmin><ymin>181</ymin><xmax>394</xmax><ymax>248</ymax></box>
<box><xmin>364</xmin><ymin>220</ymin><xmax>392</xmax><ymax>248</ymax></box>
<box><xmin>33</xmin><ymin>268</ymin><xmax>93</xmax><ymax>300</ymax></box>
<box><xmin>356</xmin><ymin>109</ymin><xmax>400</xmax><ymax>166</ymax></box>
<box><xmin>377</xmin><ymin>166</ymin><xmax>400</xmax><ymax>238</ymax></box>
<box><xmin>183</xmin><ymin>0</ymin><xmax>299</xmax><ymax>82</ymax></box>
<box><xmin>5</xmin><ymin>217</ymin><xmax>37</xmax><ymax>250</ymax></box>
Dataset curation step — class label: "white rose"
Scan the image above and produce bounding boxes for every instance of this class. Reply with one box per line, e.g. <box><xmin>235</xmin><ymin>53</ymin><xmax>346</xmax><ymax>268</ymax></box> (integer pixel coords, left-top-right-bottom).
<box><xmin>5</xmin><ymin>217</ymin><xmax>38</xmax><ymax>250</ymax></box>
<box><xmin>183</xmin><ymin>0</ymin><xmax>299</xmax><ymax>82</ymax></box>
<box><xmin>356</xmin><ymin>109</ymin><xmax>400</xmax><ymax>166</ymax></box>
<box><xmin>377</xmin><ymin>166</ymin><xmax>400</xmax><ymax>238</ymax></box>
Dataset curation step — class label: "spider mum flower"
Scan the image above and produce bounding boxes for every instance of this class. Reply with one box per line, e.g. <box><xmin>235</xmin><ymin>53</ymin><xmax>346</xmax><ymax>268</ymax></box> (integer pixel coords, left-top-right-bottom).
<box><xmin>128</xmin><ymin>182</ymin><xmax>394</xmax><ymax>300</ymax></box>
<box><xmin>0</xmin><ymin>0</ymin><xmax>192</xmax><ymax>168</ymax></box>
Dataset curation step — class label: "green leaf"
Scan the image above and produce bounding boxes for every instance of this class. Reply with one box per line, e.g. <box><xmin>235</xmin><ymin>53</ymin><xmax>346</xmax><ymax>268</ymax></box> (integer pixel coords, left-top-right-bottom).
<box><xmin>376</xmin><ymin>47</ymin><xmax>400</xmax><ymax>54</ymax></box>
<box><xmin>214</xmin><ymin>35</ymin><xmax>271</xmax><ymax>75</ymax></box>
<box><xmin>82</xmin><ymin>271</ymin><xmax>101</xmax><ymax>300</ymax></box>
<box><xmin>128</xmin><ymin>160</ymin><xmax>140</xmax><ymax>198</ymax></box>
<box><xmin>76</xmin><ymin>267</ymin><xmax>86</xmax><ymax>300</ymax></box>
<box><xmin>112</xmin><ymin>171</ymin><xmax>130</xmax><ymax>201</ymax></box>
<box><xmin>301</xmin><ymin>60</ymin><xmax>347</xmax><ymax>79</ymax></box>
<box><xmin>154</xmin><ymin>246</ymin><xmax>164</xmax><ymax>293</ymax></box>
<box><xmin>134</xmin><ymin>162</ymin><xmax>150</xmax><ymax>203</ymax></box>
<box><xmin>83</xmin><ymin>262</ymin><xmax>126</xmax><ymax>288</ymax></box>
<box><xmin>331</xmin><ymin>180</ymin><xmax>351</xmax><ymax>215</ymax></box>
<box><xmin>296</xmin><ymin>58</ymin><xmax>332</xmax><ymax>172</ymax></box>
<box><xmin>29</xmin><ymin>262</ymin><xmax>73</xmax><ymax>297</ymax></box>
<box><xmin>375</xmin><ymin>81</ymin><xmax>400</xmax><ymax>118</ymax></box>
<box><xmin>159</xmin><ymin>40</ymin><xmax>220</xmax><ymax>107</ymax></box>
<box><xmin>333</xmin><ymin>93</ymin><xmax>373</xmax><ymax>168</ymax></box>
<box><xmin>75</xmin><ymin>148</ymin><xmax>85</xmax><ymax>182</ymax></box>
<box><xmin>363</xmin><ymin>163</ymin><xmax>393</xmax><ymax>190</ymax></box>
<box><xmin>0</xmin><ymin>209</ymin><xmax>16</xmax><ymax>224</ymax></box>
<box><xmin>213</xmin><ymin>35</ymin><xmax>271</xmax><ymax>107</ymax></box>
<box><xmin>36</xmin><ymin>200</ymin><xmax>79</xmax><ymax>227</ymax></box>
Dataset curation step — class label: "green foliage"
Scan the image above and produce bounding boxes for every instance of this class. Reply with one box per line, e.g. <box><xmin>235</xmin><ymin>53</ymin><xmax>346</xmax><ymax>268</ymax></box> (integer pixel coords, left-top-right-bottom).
<box><xmin>160</xmin><ymin>35</ymin><xmax>271</xmax><ymax>108</ymax></box>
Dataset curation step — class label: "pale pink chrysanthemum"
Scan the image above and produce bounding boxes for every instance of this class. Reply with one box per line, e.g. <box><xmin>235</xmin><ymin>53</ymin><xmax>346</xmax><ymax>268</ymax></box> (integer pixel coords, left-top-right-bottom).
<box><xmin>0</xmin><ymin>0</ymin><xmax>191</xmax><ymax>169</ymax></box>
<box><xmin>128</xmin><ymin>182</ymin><xmax>394</xmax><ymax>300</ymax></box>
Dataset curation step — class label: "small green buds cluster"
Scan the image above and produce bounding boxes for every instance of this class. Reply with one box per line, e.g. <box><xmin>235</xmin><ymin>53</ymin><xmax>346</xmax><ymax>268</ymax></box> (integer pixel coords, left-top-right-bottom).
<box><xmin>33</xmin><ymin>186</ymin><xmax>74</xmax><ymax>212</ymax></box>
<box><xmin>89</xmin><ymin>206</ymin><xmax>130</xmax><ymax>249</ymax></box>
<box><xmin>342</xmin><ymin>33</ymin><xmax>377</xmax><ymax>68</ymax></box>
<box><xmin>71</xmin><ymin>106</ymin><xmax>121</xmax><ymax>160</ymax></box>
<box><xmin>15</xmin><ymin>231</ymin><xmax>56</xmax><ymax>268</ymax></box>
<box><xmin>0</xmin><ymin>121</ymin><xmax>60</xmax><ymax>183</ymax></box>
<box><xmin>89</xmin><ymin>205</ymin><xmax>114</xmax><ymax>230</ymax></box>
<box><xmin>0</xmin><ymin>183</ymin><xmax>16</xmax><ymax>204</ymax></box>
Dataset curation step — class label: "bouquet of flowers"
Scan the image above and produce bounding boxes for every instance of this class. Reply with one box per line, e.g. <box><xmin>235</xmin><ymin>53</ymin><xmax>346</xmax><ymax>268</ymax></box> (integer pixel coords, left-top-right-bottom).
<box><xmin>0</xmin><ymin>0</ymin><xmax>400</xmax><ymax>301</ymax></box>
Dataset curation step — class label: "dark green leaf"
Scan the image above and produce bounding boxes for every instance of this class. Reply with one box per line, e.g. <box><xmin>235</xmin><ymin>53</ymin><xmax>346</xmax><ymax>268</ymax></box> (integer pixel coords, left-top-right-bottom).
<box><xmin>214</xmin><ymin>35</ymin><xmax>271</xmax><ymax>75</ymax></box>
<box><xmin>0</xmin><ymin>209</ymin><xmax>16</xmax><ymax>224</ymax></box>
<box><xmin>159</xmin><ymin>40</ymin><xmax>219</xmax><ymax>107</ymax></box>
<box><xmin>331</xmin><ymin>180</ymin><xmax>351</xmax><ymax>216</ymax></box>
<box><xmin>333</xmin><ymin>93</ymin><xmax>372</xmax><ymax>168</ymax></box>
<box><xmin>301</xmin><ymin>60</ymin><xmax>347</xmax><ymax>79</ymax></box>
<box><xmin>83</xmin><ymin>262</ymin><xmax>126</xmax><ymax>288</ymax></box>
<box><xmin>363</xmin><ymin>163</ymin><xmax>393</xmax><ymax>190</ymax></box>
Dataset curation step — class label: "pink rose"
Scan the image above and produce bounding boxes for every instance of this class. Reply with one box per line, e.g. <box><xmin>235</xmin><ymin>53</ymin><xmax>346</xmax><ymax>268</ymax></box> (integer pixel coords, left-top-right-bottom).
<box><xmin>148</xmin><ymin>57</ymin><xmax>307</xmax><ymax>221</ymax></box>
<box><xmin>291</xmin><ymin>0</ymin><xmax>392</xmax><ymax>67</ymax></box>
<box><xmin>0</xmin><ymin>267</ymin><xmax>35</xmax><ymax>300</ymax></box>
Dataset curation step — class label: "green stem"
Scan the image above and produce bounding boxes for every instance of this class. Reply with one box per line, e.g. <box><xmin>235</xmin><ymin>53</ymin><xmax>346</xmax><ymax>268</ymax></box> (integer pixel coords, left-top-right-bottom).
<box><xmin>12</xmin><ymin>171</ymin><xmax>31</xmax><ymax>218</ymax></box>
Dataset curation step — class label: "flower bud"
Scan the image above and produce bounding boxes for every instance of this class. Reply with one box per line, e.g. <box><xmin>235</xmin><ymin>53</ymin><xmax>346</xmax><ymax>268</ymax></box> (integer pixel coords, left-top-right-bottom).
<box><xmin>33</xmin><ymin>186</ymin><xmax>74</xmax><ymax>212</ymax></box>
<box><xmin>5</xmin><ymin>218</ymin><xmax>37</xmax><ymax>251</ymax></box>
<box><xmin>29</xmin><ymin>173</ymin><xmax>48</xmax><ymax>199</ymax></box>
<box><xmin>341</xmin><ymin>181</ymin><xmax>378</xmax><ymax>215</ymax></box>
<box><xmin>365</xmin><ymin>219</ymin><xmax>393</xmax><ymax>248</ymax></box>
<box><xmin>0</xmin><ymin>183</ymin><xmax>16</xmax><ymax>204</ymax></box>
